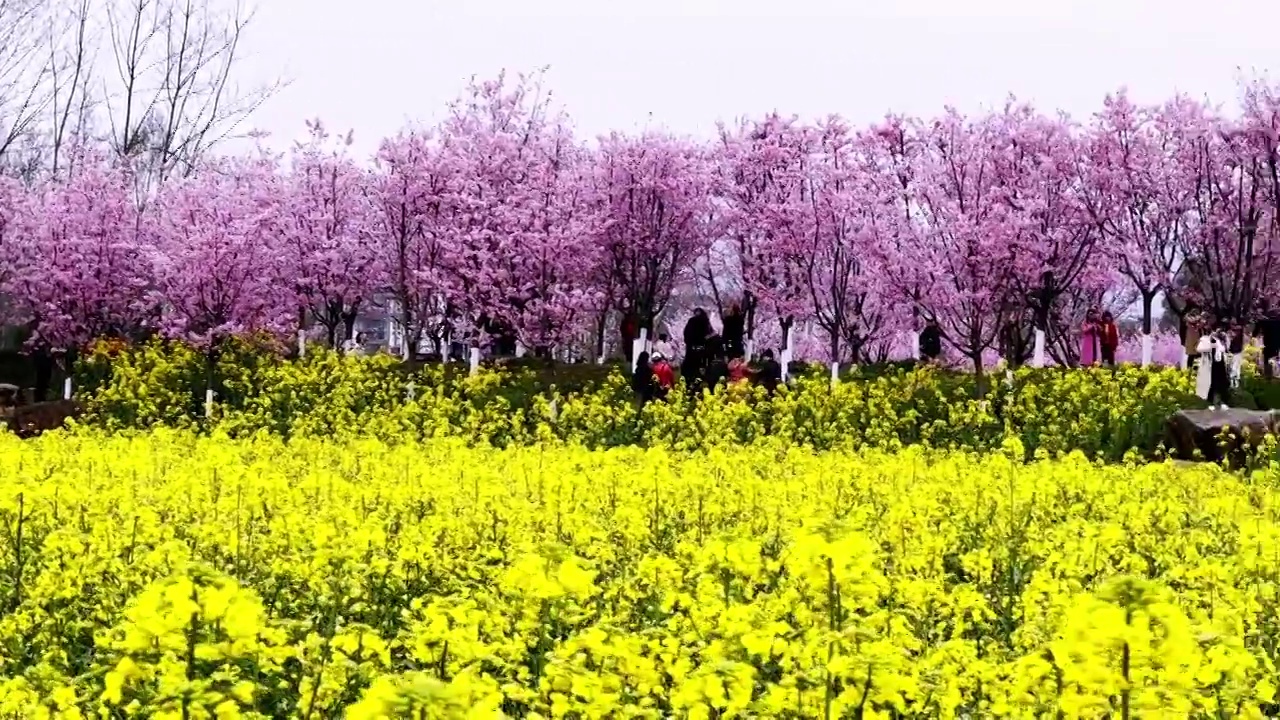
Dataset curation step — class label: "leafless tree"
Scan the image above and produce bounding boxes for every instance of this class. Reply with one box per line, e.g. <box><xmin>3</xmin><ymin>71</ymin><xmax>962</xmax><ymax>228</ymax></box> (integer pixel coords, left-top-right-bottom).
<box><xmin>0</xmin><ymin>0</ymin><xmax>280</xmax><ymax>185</ymax></box>
<box><xmin>0</xmin><ymin>0</ymin><xmax>55</xmax><ymax>166</ymax></box>
<box><xmin>103</xmin><ymin>0</ymin><xmax>281</xmax><ymax>193</ymax></box>
<box><xmin>44</xmin><ymin>0</ymin><xmax>95</xmax><ymax>177</ymax></box>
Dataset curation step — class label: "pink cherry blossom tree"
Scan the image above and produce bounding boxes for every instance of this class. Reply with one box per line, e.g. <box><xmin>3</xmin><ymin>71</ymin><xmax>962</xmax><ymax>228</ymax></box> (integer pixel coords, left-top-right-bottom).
<box><xmin>1235</xmin><ymin>76</ymin><xmax>1280</xmax><ymax>317</ymax></box>
<box><xmin>145</xmin><ymin>155</ymin><xmax>292</xmax><ymax>349</ymax></box>
<box><xmin>713</xmin><ymin>113</ymin><xmax>815</xmax><ymax>352</ymax></box>
<box><xmin>795</xmin><ymin>117</ymin><xmax>902</xmax><ymax>364</ymax></box>
<box><xmin>434</xmin><ymin>71</ymin><xmax>601</xmax><ymax>355</ymax></box>
<box><xmin>13</xmin><ymin>156</ymin><xmax>151</xmax><ymax>351</ymax></box>
<box><xmin>369</xmin><ymin>130</ymin><xmax>452</xmax><ymax>356</ymax></box>
<box><xmin>990</xmin><ymin>101</ymin><xmax>1109</xmax><ymax>366</ymax></box>
<box><xmin>590</xmin><ymin>131</ymin><xmax>716</xmax><ymax>350</ymax></box>
<box><xmin>886</xmin><ymin>108</ymin><xmax>1021</xmax><ymax>381</ymax></box>
<box><xmin>1084</xmin><ymin>91</ymin><xmax>1195</xmax><ymax>335</ymax></box>
<box><xmin>281</xmin><ymin>120</ymin><xmax>381</xmax><ymax>347</ymax></box>
<box><xmin>1178</xmin><ymin>92</ymin><xmax>1280</xmax><ymax>324</ymax></box>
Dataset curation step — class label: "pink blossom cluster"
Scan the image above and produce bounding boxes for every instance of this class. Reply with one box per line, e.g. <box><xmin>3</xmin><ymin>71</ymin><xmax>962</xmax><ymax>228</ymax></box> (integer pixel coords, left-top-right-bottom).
<box><xmin>2</xmin><ymin>72</ymin><xmax>1280</xmax><ymax>371</ymax></box>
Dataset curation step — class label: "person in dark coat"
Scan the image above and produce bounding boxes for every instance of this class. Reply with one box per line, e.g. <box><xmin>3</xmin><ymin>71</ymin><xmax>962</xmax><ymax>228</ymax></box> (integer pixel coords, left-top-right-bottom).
<box><xmin>757</xmin><ymin>349</ymin><xmax>782</xmax><ymax>395</ymax></box>
<box><xmin>632</xmin><ymin>351</ymin><xmax>657</xmax><ymax>407</ymax></box>
<box><xmin>919</xmin><ymin>320</ymin><xmax>942</xmax><ymax>362</ymax></box>
<box><xmin>1099</xmin><ymin>311</ymin><xmax>1120</xmax><ymax>367</ymax></box>
<box><xmin>702</xmin><ymin>335</ymin><xmax>729</xmax><ymax>391</ymax></box>
<box><xmin>683</xmin><ymin>309</ymin><xmax>712</xmax><ymax>353</ymax></box>
<box><xmin>722</xmin><ymin>302</ymin><xmax>746</xmax><ymax>359</ymax></box>
<box><xmin>1261</xmin><ymin>315</ymin><xmax>1280</xmax><ymax>378</ymax></box>
<box><xmin>621</xmin><ymin>311</ymin><xmax>640</xmax><ymax>346</ymax></box>
<box><xmin>682</xmin><ymin>309</ymin><xmax>712</xmax><ymax>393</ymax></box>
<box><xmin>681</xmin><ymin>347</ymin><xmax>705</xmax><ymax>397</ymax></box>
<box><xmin>1199</xmin><ymin>324</ymin><xmax>1232</xmax><ymax>410</ymax></box>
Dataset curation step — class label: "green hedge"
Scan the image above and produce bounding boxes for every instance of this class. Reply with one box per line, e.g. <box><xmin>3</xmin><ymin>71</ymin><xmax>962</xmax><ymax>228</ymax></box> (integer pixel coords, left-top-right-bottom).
<box><xmin>60</xmin><ymin>340</ymin><xmax>1223</xmax><ymax>463</ymax></box>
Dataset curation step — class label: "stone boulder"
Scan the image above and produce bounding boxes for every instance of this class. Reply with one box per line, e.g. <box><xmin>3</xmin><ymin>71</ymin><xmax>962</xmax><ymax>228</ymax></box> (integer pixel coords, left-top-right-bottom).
<box><xmin>1164</xmin><ymin>408</ymin><xmax>1280</xmax><ymax>464</ymax></box>
<box><xmin>0</xmin><ymin>400</ymin><xmax>80</xmax><ymax>438</ymax></box>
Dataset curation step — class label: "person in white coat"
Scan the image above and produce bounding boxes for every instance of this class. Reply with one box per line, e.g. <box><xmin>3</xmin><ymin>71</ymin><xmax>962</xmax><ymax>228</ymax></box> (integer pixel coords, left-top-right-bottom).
<box><xmin>1196</xmin><ymin>327</ymin><xmax>1231</xmax><ymax>411</ymax></box>
<box><xmin>652</xmin><ymin>332</ymin><xmax>676</xmax><ymax>364</ymax></box>
<box><xmin>342</xmin><ymin>332</ymin><xmax>367</xmax><ymax>356</ymax></box>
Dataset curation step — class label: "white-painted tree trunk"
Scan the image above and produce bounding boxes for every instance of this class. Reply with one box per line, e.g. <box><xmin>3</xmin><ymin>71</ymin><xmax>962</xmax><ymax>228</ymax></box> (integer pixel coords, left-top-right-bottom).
<box><xmin>515</xmin><ymin>341</ymin><xmax>526</xmax><ymax>358</ymax></box>
<box><xmin>596</xmin><ymin>354</ymin><xmax>605</xmax><ymax>365</ymax></box>
<box><xmin>639</xmin><ymin>328</ymin><xmax>650</xmax><ymax>355</ymax></box>
<box><xmin>469</xmin><ymin>348</ymin><xmax>481</xmax><ymax>376</ymax></box>
<box><xmin>1179</xmin><ymin>352</ymin><xmax>1189</xmax><ymax>370</ymax></box>
<box><xmin>63</xmin><ymin>378</ymin><xmax>72</xmax><ymax>400</ymax></box>
<box><xmin>297</xmin><ymin>328</ymin><xmax>307</xmax><ymax>358</ymax></box>
<box><xmin>1141</xmin><ymin>334</ymin><xmax>1154</xmax><ymax>367</ymax></box>
<box><xmin>908</xmin><ymin>331</ymin><xmax>920</xmax><ymax>360</ymax></box>
<box><xmin>406</xmin><ymin>381</ymin><xmax>416</xmax><ymax>401</ymax></box>
<box><xmin>830</xmin><ymin>361</ymin><xmax>839</xmax><ymax>388</ymax></box>
<box><xmin>780</xmin><ymin>346</ymin><xmax>791</xmax><ymax>382</ymax></box>
<box><xmin>630</xmin><ymin>337</ymin><xmax>644</xmax><ymax>373</ymax></box>
<box><xmin>745</xmin><ymin>337</ymin><xmax>754</xmax><ymax>361</ymax></box>
<box><xmin>204</xmin><ymin>388</ymin><xmax>214</xmax><ymax>418</ymax></box>
<box><xmin>1032</xmin><ymin>329</ymin><xmax>1046</xmax><ymax>368</ymax></box>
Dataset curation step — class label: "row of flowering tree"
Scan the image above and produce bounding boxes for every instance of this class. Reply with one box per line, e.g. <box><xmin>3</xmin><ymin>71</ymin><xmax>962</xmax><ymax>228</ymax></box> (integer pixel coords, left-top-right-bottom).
<box><xmin>3</xmin><ymin>71</ymin><xmax>1280</xmax><ymax>377</ymax></box>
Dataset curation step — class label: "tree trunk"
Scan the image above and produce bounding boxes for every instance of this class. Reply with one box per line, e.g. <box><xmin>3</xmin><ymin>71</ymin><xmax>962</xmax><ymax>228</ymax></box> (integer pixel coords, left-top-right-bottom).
<box><xmin>971</xmin><ymin>350</ymin><xmax>987</xmax><ymax>398</ymax></box>
<box><xmin>32</xmin><ymin>349</ymin><xmax>53</xmax><ymax>403</ymax></box>
<box><xmin>1141</xmin><ymin>290</ymin><xmax>1156</xmax><ymax>335</ymax></box>
<box><xmin>204</xmin><ymin>342</ymin><xmax>223</xmax><ymax>419</ymax></box>
<box><xmin>595</xmin><ymin>309</ymin><xmax>608</xmax><ymax>360</ymax></box>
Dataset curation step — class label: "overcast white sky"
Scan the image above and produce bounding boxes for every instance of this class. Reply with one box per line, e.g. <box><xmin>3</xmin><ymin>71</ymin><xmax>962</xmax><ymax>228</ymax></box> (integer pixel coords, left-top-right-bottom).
<box><xmin>236</xmin><ymin>0</ymin><xmax>1280</xmax><ymax>159</ymax></box>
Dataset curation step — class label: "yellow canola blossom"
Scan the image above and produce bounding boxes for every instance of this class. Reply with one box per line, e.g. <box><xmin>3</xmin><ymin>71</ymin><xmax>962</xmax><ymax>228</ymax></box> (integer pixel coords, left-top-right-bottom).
<box><xmin>1</xmin><ymin>430</ymin><xmax>1280</xmax><ymax>717</ymax></box>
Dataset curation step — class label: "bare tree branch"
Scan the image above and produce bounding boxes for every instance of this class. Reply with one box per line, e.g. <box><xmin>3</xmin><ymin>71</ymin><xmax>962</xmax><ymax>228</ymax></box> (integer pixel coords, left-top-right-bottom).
<box><xmin>0</xmin><ymin>0</ymin><xmax>56</xmax><ymax>164</ymax></box>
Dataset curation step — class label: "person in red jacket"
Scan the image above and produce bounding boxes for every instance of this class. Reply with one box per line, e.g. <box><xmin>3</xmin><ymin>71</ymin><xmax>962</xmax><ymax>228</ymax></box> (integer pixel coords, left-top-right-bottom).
<box><xmin>651</xmin><ymin>352</ymin><xmax>676</xmax><ymax>398</ymax></box>
<box><xmin>727</xmin><ymin>356</ymin><xmax>751</xmax><ymax>384</ymax></box>
<box><xmin>1099</xmin><ymin>310</ymin><xmax>1120</xmax><ymax>367</ymax></box>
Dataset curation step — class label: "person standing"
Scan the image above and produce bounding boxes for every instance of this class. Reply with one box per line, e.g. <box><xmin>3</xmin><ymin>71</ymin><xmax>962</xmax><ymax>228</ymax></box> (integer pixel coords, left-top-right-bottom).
<box><xmin>1183</xmin><ymin>311</ymin><xmax>1203</xmax><ymax>371</ymax></box>
<box><xmin>683</xmin><ymin>309</ymin><xmax>711</xmax><ymax>346</ymax></box>
<box><xmin>682</xmin><ymin>310</ymin><xmax>712</xmax><ymax>392</ymax></box>
<box><xmin>651</xmin><ymin>352</ymin><xmax>675</xmax><ymax>398</ymax></box>
<box><xmin>722</xmin><ymin>302</ymin><xmax>746</xmax><ymax>359</ymax></box>
<box><xmin>1099</xmin><ymin>311</ymin><xmax>1120</xmax><ymax>367</ymax></box>
<box><xmin>702</xmin><ymin>335</ymin><xmax>729</xmax><ymax>391</ymax></box>
<box><xmin>632</xmin><ymin>351</ymin><xmax>657</xmax><ymax>407</ymax></box>
<box><xmin>653</xmin><ymin>332</ymin><xmax>675</xmax><ymax>363</ymax></box>
<box><xmin>1228</xmin><ymin>318</ymin><xmax>1246</xmax><ymax>388</ymax></box>
<box><xmin>919</xmin><ymin>320</ymin><xmax>942</xmax><ymax>363</ymax></box>
<box><xmin>1197</xmin><ymin>326</ymin><xmax>1231</xmax><ymax>410</ymax></box>
<box><xmin>1080</xmin><ymin>309</ymin><xmax>1101</xmax><ymax>367</ymax></box>
<box><xmin>342</xmin><ymin>332</ymin><xmax>367</xmax><ymax>356</ymax></box>
<box><xmin>757</xmin><ymin>349</ymin><xmax>782</xmax><ymax>395</ymax></box>
<box><xmin>1261</xmin><ymin>313</ymin><xmax>1280</xmax><ymax>378</ymax></box>
<box><xmin>683</xmin><ymin>310</ymin><xmax>711</xmax><ymax>359</ymax></box>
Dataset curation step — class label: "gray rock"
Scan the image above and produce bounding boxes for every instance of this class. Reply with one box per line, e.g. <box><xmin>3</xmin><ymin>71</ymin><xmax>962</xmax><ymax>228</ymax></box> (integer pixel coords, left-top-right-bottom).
<box><xmin>1165</xmin><ymin>408</ymin><xmax>1280</xmax><ymax>464</ymax></box>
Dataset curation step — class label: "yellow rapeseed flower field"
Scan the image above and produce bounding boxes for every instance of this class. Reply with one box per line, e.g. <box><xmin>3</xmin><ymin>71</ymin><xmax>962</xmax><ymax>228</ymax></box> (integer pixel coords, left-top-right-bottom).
<box><xmin>2</xmin><ymin>430</ymin><xmax>1280</xmax><ymax>717</ymax></box>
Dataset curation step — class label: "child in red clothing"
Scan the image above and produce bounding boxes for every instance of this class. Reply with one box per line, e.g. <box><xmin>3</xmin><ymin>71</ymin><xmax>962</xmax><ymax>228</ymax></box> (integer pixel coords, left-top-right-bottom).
<box><xmin>651</xmin><ymin>353</ymin><xmax>676</xmax><ymax>396</ymax></box>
